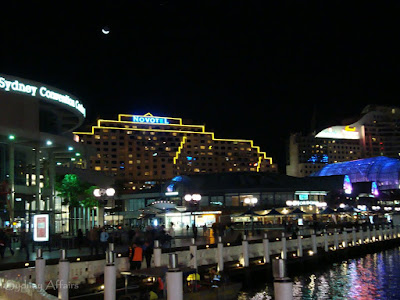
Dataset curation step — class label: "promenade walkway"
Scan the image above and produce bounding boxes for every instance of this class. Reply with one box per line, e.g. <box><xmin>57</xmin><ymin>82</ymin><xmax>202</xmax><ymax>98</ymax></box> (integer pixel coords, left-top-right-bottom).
<box><xmin>0</xmin><ymin>228</ymin><xmax>271</xmax><ymax>269</ymax></box>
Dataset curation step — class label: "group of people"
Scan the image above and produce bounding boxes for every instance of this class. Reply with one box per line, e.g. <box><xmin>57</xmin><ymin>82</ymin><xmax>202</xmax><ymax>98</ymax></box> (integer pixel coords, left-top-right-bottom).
<box><xmin>81</xmin><ymin>226</ymin><xmax>112</xmax><ymax>255</ymax></box>
<box><xmin>0</xmin><ymin>228</ymin><xmax>29</xmax><ymax>260</ymax></box>
<box><xmin>128</xmin><ymin>224</ymin><xmax>175</xmax><ymax>270</ymax></box>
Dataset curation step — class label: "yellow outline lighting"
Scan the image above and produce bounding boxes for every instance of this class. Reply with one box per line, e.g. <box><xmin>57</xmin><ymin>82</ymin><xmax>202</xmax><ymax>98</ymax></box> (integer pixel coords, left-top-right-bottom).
<box><xmin>174</xmin><ymin>136</ymin><xmax>187</xmax><ymax>164</ymax></box>
<box><xmin>99</xmin><ymin>119</ymin><xmax>206</xmax><ymax>132</ymax></box>
<box><xmin>74</xmin><ymin>113</ymin><xmax>274</xmax><ymax>170</ymax></box>
<box><xmin>345</xmin><ymin>126</ymin><xmax>356</xmax><ymax>132</ymax></box>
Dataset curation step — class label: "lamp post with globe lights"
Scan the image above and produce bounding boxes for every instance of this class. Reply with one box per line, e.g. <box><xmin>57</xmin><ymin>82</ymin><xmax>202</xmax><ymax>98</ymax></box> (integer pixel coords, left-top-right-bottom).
<box><xmin>184</xmin><ymin>194</ymin><xmax>202</xmax><ymax>236</ymax></box>
<box><xmin>244</xmin><ymin>197</ymin><xmax>258</xmax><ymax>235</ymax></box>
<box><xmin>93</xmin><ymin>188</ymin><xmax>116</xmax><ymax>228</ymax></box>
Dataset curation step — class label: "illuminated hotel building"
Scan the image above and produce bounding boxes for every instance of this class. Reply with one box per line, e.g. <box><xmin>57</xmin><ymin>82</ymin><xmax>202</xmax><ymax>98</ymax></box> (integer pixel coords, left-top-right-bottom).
<box><xmin>74</xmin><ymin>113</ymin><xmax>277</xmax><ymax>190</ymax></box>
<box><xmin>287</xmin><ymin>105</ymin><xmax>400</xmax><ymax>177</ymax></box>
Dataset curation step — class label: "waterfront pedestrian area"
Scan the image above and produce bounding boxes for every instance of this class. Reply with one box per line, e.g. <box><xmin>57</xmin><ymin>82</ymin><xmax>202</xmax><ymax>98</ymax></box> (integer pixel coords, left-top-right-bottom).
<box><xmin>0</xmin><ymin>225</ymin><xmax>399</xmax><ymax>299</ymax></box>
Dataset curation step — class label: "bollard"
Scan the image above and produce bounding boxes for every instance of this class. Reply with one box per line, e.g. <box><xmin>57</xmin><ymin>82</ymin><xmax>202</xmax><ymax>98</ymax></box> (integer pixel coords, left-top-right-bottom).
<box><xmin>343</xmin><ymin>228</ymin><xmax>348</xmax><ymax>248</ymax></box>
<box><xmin>281</xmin><ymin>232</ymin><xmax>287</xmax><ymax>260</ymax></box>
<box><xmin>242</xmin><ymin>235</ymin><xmax>249</xmax><ymax>267</ymax></box>
<box><xmin>217</xmin><ymin>236</ymin><xmax>224</xmax><ymax>272</ymax></box>
<box><xmin>166</xmin><ymin>253</ymin><xmax>183</xmax><ymax>300</ymax></box>
<box><xmin>311</xmin><ymin>231</ymin><xmax>317</xmax><ymax>254</ymax></box>
<box><xmin>104</xmin><ymin>250</ymin><xmax>116</xmax><ymax>300</ymax></box>
<box><xmin>154</xmin><ymin>240</ymin><xmax>162</xmax><ymax>267</ymax></box>
<box><xmin>334</xmin><ymin>228</ymin><xmax>339</xmax><ymax>250</ymax></box>
<box><xmin>373</xmin><ymin>226</ymin><xmax>377</xmax><ymax>242</ymax></box>
<box><xmin>352</xmin><ymin>227</ymin><xmax>357</xmax><ymax>246</ymax></box>
<box><xmin>323</xmin><ymin>230</ymin><xmax>329</xmax><ymax>252</ymax></box>
<box><xmin>367</xmin><ymin>226</ymin><xmax>371</xmax><ymax>243</ymax></box>
<box><xmin>379</xmin><ymin>225</ymin><xmax>384</xmax><ymax>241</ymax></box>
<box><xmin>190</xmin><ymin>238</ymin><xmax>198</xmax><ymax>270</ymax></box>
<box><xmin>360</xmin><ymin>227</ymin><xmax>364</xmax><ymax>245</ymax></box>
<box><xmin>297</xmin><ymin>234</ymin><xmax>303</xmax><ymax>257</ymax></box>
<box><xmin>58</xmin><ymin>249</ymin><xmax>70</xmax><ymax>300</ymax></box>
<box><xmin>272</xmin><ymin>259</ymin><xmax>293</xmax><ymax>300</ymax></box>
<box><xmin>383</xmin><ymin>225</ymin><xmax>386</xmax><ymax>240</ymax></box>
<box><xmin>35</xmin><ymin>248</ymin><xmax>45</xmax><ymax>290</ymax></box>
<box><xmin>263</xmin><ymin>233</ymin><xmax>270</xmax><ymax>263</ymax></box>
<box><xmin>109</xmin><ymin>242</ymin><xmax>116</xmax><ymax>261</ymax></box>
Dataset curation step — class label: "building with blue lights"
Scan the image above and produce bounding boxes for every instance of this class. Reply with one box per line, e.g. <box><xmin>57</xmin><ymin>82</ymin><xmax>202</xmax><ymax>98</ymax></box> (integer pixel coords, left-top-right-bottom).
<box><xmin>287</xmin><ymin>105</ymin><xmax>400</xmax><ymax>177</ymax></box>
<box><xmin>311</xmin><ymin>156</ymin><xmax>400</xmax><ymax>191</ymax></box>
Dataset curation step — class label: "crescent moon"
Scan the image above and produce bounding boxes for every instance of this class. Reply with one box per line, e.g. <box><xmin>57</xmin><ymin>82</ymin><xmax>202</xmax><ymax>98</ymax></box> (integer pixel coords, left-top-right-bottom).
<box><xmin>102</xmin><ymin>28</ymin><xmax>110</xmax><ymax>35</ymax></box>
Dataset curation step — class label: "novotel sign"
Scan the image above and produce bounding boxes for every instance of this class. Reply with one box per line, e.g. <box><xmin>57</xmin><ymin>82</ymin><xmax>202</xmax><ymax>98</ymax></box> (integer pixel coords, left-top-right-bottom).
<box><xmin>132</xmin><ymin>115</ymin><xmax>170</xmax><ymax>124</ymax></box>
<box><xmin>0</xmin><ymin>76</ymin><xmax>86</xmax><ymax>117</ymax></box>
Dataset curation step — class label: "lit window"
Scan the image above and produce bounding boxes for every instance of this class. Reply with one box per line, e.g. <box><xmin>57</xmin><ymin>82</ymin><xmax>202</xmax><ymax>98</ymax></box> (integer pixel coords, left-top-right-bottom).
<box><xmin>95</xmin><ymin>135</ymin><xmax>100</xmax><ymax>139</ymax></box>
<box><xmin>95</xmin><ymin>166</ymin><xmax>101</xmax><ymax>171</ymax></box>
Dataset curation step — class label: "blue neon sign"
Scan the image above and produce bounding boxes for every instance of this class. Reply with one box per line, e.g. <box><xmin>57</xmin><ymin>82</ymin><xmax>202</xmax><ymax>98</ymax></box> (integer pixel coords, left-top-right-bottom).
<box><xmin>132</xmin><ymin>115</ymin><xmax>169</xmax><ymax>124</ymax></box>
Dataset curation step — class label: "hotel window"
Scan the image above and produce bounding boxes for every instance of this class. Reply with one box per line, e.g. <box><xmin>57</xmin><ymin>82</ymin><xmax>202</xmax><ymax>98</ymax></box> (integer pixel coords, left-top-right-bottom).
<box><xmin>95</xmin><ymin>135</ymin><xmax>101</xmax><ymax>139</ymax></box>
<box><xmin>94</xmin><ymin>166</ymin><xmax>101</xmax><ymax>171</ymax></box>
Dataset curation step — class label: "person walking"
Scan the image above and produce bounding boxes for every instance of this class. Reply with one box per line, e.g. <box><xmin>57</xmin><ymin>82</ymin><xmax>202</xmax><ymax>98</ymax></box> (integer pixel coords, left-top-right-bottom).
<box><xmin>143</xmin><ymin>240</ymin><xmax>153</xmax><ymax>268</ymax></box>
<box><xmin>5</xmin><ymin>228</ymin><xmax>14</xmax><ymax>256</ymax></box>
<box><xmin>192</xmin><ymin>224</ymin><xmax>198</xmax><ymax>240</ymax></box>
<box><xmin>77</xmin><ymin>229</ymin><xmax>84</xmax><ymax>250</ymax></box>
<box><xmin>88</xmin><ymin>227</ymin><xmax>99</xmax><ymax>255</ymax></box>
<box><xmin>0</xmin><ymin>229</ymin><xmax>6</xmax><ymax>259</ymax></box>
<box><xmin>100</xmin><ymin>228</ymin><xmax>109</xmax><ymax>253</ymax></box>
<box><xmin>19</xmin><ymin>229</ymin><xmax>30</xmax><ymax>260</ymax></box>
<box><xmin>129</xmin><ymin>243</ymin><xmax>143</xmax><ymax>270</ymax></box>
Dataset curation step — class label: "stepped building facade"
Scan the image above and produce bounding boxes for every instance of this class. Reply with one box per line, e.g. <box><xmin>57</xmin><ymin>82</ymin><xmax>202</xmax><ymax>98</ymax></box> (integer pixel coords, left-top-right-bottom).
<box><xmin>74</xmin><ymin>113</ymin><xmax>277</xmax><ymax>190</ymax></box>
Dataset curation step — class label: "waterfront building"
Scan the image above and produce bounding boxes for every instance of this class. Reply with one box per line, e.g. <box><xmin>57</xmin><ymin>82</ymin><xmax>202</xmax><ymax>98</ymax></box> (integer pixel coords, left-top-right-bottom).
<box><xmin>311</xmin><ymin>156</ymin><xmax>400</xmax><ymax>211</ymax></box>
<box><xmin>74</xmin><ymin>113</ymin><xmax>277</xmax><ymax>191</ymax></box>
<box><xmin>122</xmin><ymin>172</ymin><xmax>348</xmax><ymax>228</ymax></box>
<box><xmin>286</xmin><ymin>105</ymin><xmax>400</xmax><ymax>177</ymax></box>
<box><xmin>0</xmin><ymin>73</ymin><xmax>88</xmax><ymax>231</ymax></box>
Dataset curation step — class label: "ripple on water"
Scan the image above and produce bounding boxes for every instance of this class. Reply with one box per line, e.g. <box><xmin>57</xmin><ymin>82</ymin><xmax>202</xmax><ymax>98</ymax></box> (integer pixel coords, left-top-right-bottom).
<box><xmin>238</xmin><ymin>247</ymin><xmax>400</xmax><ymax>299</ymax></box>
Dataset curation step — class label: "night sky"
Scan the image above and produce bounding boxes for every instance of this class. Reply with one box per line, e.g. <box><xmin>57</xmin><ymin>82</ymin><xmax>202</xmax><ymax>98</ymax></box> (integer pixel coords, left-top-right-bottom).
<box><xmin>1</xmin><ymin>2</ymin><xmax>399</xmax><ymax>172</ymax></box>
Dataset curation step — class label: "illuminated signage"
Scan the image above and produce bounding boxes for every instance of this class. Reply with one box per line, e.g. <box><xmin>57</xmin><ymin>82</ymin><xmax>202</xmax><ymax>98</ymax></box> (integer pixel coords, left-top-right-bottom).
<box><xmin>165</xmin><ymin>191</ymin><xmax>179</xmax><ymax>196</ymax></box>
<box><xmin>132</xmin><ymin>115</ymin><xmax>170</xmax><ymax>124</ymax></box>
<box><xmin>286</xmin><ymin>200</ymin><xmax>327</xmax><ymax>207</ymax></box>
<box><xmin>315</xmin><ymin>126</ymin><xmax>360</xmax><ymax>140</ymax></box>
<box><xmin>33</xmin><ymin>214</ymin><xmax>49</xmax><ymax>242</ymax></box>
<box><xmin>0</xmin><ymin>76</ymin><xmax>86</xmax><ymax>117</ymax></box>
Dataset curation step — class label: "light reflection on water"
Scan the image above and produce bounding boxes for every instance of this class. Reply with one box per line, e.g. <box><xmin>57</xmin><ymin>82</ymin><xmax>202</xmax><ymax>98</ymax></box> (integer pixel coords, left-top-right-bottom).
<box><xmin>238</xmin><ymin>247</ymin><xmax>400</xmax><ymax>300</ymax></box>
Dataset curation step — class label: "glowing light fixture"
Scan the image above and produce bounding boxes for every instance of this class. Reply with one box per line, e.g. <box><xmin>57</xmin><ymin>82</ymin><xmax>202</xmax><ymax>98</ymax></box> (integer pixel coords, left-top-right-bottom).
<box><xmin>46</xmin><ymin>140</ymin><xmax>53</xmax><ymax>146</ymax></box>
<box><xmin>8</xmin><ymin>134</ymin><xmax>15</xmax><ymax>140</ymax></box>
<box><xmin>106</xmin><ymin>188</ymin><xmax>116</xmax><ymax>197</ymax></box>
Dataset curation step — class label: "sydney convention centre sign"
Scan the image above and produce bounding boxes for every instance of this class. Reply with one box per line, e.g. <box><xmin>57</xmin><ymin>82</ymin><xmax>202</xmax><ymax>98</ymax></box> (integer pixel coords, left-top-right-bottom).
<box><xmin>0</xmin><ymin>75</ymin><xmax>86</xmax><ymax>117</ymax></box>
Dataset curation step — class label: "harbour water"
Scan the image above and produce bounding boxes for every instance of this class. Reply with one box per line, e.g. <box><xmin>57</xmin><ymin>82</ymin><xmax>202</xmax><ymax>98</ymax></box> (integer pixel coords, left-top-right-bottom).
<box><xmin>238</xmin><ymin>246</ymin><xmax>400</xmax><ymax>299</ymax></box>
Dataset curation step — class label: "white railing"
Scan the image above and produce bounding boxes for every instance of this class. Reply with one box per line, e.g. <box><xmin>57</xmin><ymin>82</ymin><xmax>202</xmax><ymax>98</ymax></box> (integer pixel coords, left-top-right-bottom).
<box><xmin>0</xmin><ymin>225</ymin><xmax>397</xmax><ymax>297</ymax></box>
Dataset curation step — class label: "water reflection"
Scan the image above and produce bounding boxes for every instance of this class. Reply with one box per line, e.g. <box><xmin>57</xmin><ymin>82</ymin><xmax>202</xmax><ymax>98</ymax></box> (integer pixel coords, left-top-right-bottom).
<box><xmin>238</xmin><ymin>247</ymin><xmax>400</xmax><ymax>299</ymax></box>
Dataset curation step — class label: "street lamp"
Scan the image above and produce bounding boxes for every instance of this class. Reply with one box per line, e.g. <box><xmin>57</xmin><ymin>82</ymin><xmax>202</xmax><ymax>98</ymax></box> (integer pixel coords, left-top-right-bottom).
<box><xmin>93</xmin><ymin>188</ymin><xmax>116</xmax><ymax>227</ymax></box>
<box><xmin>244</xmin><ymin>197</ymin><xmax>258</xmax><ymax>235</ymax></box>
<box><xmin>184</xmin><ymin>193</ymin><xmax>202</xmax><ymax>229</ymax></box>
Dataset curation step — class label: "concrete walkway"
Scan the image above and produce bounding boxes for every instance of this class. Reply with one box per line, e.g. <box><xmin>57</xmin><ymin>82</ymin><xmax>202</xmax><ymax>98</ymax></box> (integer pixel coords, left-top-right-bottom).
<box><xmin>0</xmin><ymin>230</ymin><xmax>269</xmax><ymax>269</ymax></box>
